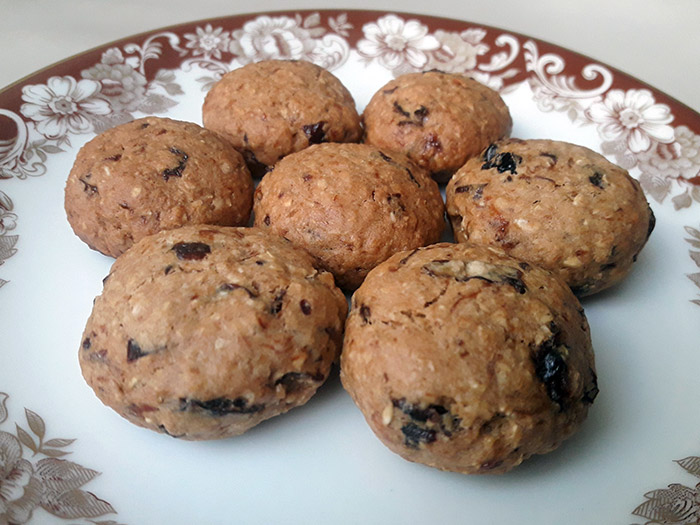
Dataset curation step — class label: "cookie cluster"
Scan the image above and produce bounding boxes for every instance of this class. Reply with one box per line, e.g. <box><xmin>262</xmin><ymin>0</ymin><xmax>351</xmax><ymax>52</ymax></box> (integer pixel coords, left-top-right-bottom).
<box><xmin>66</xmin><ymin>59</ymin><xmax>654</xmax><ymax>474</ymax></box>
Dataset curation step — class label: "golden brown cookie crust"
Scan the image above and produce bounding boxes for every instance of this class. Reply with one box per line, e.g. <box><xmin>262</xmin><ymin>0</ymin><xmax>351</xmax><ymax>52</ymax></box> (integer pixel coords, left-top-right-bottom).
<box><xmin>253</xmin><ymin>142</ymin><xmax>445</xmax><ymax>290</ymax></box>
<box><xmin>362</xmin><ymin>71</ymin><xmax>512</xmax><ymax>182</ymax></box>
<box><xmin>340</xmin><ymin>242</ymin><xmax>598</xmax><ymax>474</ymax></box>
<box><xmin>64</xmin><ymin>117</ymin><xmax>254</xmax><ymax>258</ymax></box>
<box><xmin>445</xmin><ymin>139</ymin><xmax>655</xmax><ymax>296</ymax></box>
<box><xmin>79</xmin><ymin>226</ymin><xmax>347</xmax><ymax>440</ymax></box>
<box><xmin>202</xmin><ymin>59</ymin><xmax>362</xmax><ymax>175</ymax></box>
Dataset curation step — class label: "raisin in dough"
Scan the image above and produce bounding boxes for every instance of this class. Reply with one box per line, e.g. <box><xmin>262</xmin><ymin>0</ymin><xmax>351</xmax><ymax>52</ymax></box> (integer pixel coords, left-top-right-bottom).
<box><xmin>341</xmin><ymin>242</ymin><xmax>598</xmax><ymax>474</ymax></box>
<box><xmin>79</xmin><ymin>226</ymin><xmax>347</xmax><ymax>440</ymax></box>
<box><xmin>446</xmin><ymin>139</ymin><xmax>655</xmax><ymax>296</ymax></box>
<box><xmin>65</xmin><ymin>117</ymin><xmax>254</xmax><ymax>258</ymax></box>
<box><xmin>253</xmin><ymin>142</ymin><xmax>445</xmax><ymax>290</ymax></box>
<box><xmin>202</xmin><ymin>59</ymin><xmax>362</xmax><ymax>176</ymax></box>
<box><xmin>362</xmin><ymin>71</ymin><xmax>512</xmax><ymax>182</ymax></box>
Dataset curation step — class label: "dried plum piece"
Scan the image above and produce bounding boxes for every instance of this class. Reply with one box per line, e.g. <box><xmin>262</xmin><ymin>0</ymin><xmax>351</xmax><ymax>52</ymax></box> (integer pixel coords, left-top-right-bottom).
<box><xmin>404</xmin><ymin>167</ymin><xmax>420</xmax><ymax>187</ymax></box>
<box><xmin>359</xmin><ymin>304</ymin><xmax>372</xmax><ymax>324</ymax></box>
<box><xmin>126</xmin><ymin>339</ymin><xmax>148</xmax><ymax>362</ymax></box>
<box><xmin>82</xmin><ymin>337</ymin><xmax>92</xmax><ymax>350</ymax></box>
<box><xmin>583</xmin><ymin>369</ymin><xmax>599</xmax><ymax>404</ymax></box>
<box><xmin>242</xmin><ymin>148</ymin><xmax>269</xmax><ymax>178</ymax></box>
<box><xmin>78</xmin><ymin>175</ymin><xmax>99</xmax><ymax>196</ymax></box>
<box><xmin>647</xmin><ymin>206</ymin><xmax>656</xmax><ymax>239</ymax></box>
<box><xmin>392</xmin><ymin>398</ymin><xmax>461</xmax><ymax>440</ymax></box>
<box><xmin>270</xmin><ymin>289</ymin><xmax>287</xmax><ymax>315</ymax></box>
<box><xmin>162</xmin><ymin>147</ymin><xmax>189</xmax><ymax>181</ymax></box>
<box><xmin>482</xmin><ymin>151</ymin><xmax>522</xmax><ymax>174</ymax></box>
<box><xmin>398</xmin><ymin>248</ymin><xmax>420</xmax><ymax>266</ymax></box>
<box><xmin>218</xmin><ymin>282</ymin><xmax>259</xmax><ymax>299</ymax></box>
<box><xmin>531</xmin><ymin>329</ymin><xmax>570</xmax><ymax>409</ymax></box>
<box><xmin>378</xmin><ymin>151</ymin><xmax>393</xmax><ymax>163</ymax></box>
<box><xmin>402</xmin><ymin>422</ymin><xmax>436</xmax><ymax>448</ymax></box>
<box><xmin>589</xmin><ymin>171</ymin><xmax>606</xmax><ymax>189</ymax></box>
<box><xmin>302</xmin><ymin>122</ymin><xmax>327</xmax><ymax>144</ymax></box>
<box><xmin>540</xmin><ymin>152</ymin><xmax>558</xmax><ymax>164</ymax></box>
<box><xmin>299</xmin><ymin>299</ymin><xmax>312</xmax><ymax>315</ymax></box>
<box><xmin>386</xmin><ymin>193</ymin><xmax>406</xmax><ymax>214</ymax></box>
<box><xmin>454</xmin><ymin>183</ymin><xmax>487</xmax><ymax>200</ymax></box>
<box><xmin>483</xmin><ymin>143</ymin><xmax>499</xmax><ymax>163</ymax></box>
<box><xmin>393</xmin><ymin>101</ymin><xmax>411</xmax><ymax>118</ymax></box>
<box><xmin>422</xmin><ymin>259</ymin><xmax>527</xmax><ymax>294</ymax></box>
<box><xmin>172</xmin><ymin>242</ymin><xmax>211</xmax><ymax>261</ymax></box>
<box><xmin>376</xmin><ymin>151</ymin><xmax>421</xmax><ymax>187</ymax></box>
<box><xmin>180</xmin><ymin>397</ymin><xmax>264</xmax><ymax>416</ymax></box>
<box><xmin>275</xmin><ymin>371</ymin><xmax>324</xmax><ymax>393</ymax></box>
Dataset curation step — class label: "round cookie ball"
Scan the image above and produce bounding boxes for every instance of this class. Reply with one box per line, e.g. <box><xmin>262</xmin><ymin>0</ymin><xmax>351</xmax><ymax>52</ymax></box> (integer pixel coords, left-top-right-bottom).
<box><xmin>341</xmin><ymin>243</ymin><xmax>598</xmax><ymax>474</ymax></box>
<box><xmin>65</xmin><ymin>116</ymin><xmax>254</xmax><ymax>258</ymax></box>
<box><xmin>202</xmin><ymin>59</ymin><xmax>362</xmax><ymax>176</ymax></box>
<box><xmin>79</xmin><ymin>225</ymin><xmax>347</xmax><ymax>440</ymax></box>
<box><xmin>362</xmin><ymin>71</ymin><xmax>512</xmax><ymax>182</ymax></box>
<box><xmin>445</xmin><ymin>139</ymin><xmax>655</xmax><ymax>296</ymax></box>
<box><xmin>253</xmin><ymin>143</ymin><xmax>445</xmax><ymax>290</ymax></box>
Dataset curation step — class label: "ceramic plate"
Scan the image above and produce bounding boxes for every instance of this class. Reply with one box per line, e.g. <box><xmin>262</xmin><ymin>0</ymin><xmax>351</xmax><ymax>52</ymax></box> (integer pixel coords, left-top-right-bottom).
<box><xmin>1</xmin><ymin>10</ymin><xmax>699</xmax><ymax>525</ymax></box>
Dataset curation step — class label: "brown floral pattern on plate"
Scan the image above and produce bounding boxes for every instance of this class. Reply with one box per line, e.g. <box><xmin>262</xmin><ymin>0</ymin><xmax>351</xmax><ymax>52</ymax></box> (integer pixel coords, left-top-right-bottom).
<box><xmin>0</xmin><ymin>392</ymin><xmax>123</xmax><ymax>524</ymax></box>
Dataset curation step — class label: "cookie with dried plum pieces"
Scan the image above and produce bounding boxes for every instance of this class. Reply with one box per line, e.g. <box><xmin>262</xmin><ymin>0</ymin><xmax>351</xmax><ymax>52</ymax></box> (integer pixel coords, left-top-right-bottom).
<box><xmin>445</xmin><ymin>139</ymin><xmax>655</xmax><ymax>296</ymax></box>
<box><xmin>79</xmin><ymin>225</ymin><xmax>347</xmax><ymax>440</ymax></box>
<box><xmin>65</xmin><ymin>116</ymin><xmax>254</xmax><ymax>258</ymax></box>
<box><xmin>362</xmin><ymin>71</ymin><xmax>512</xmax><ymax>182</ymax></box>
<box><xmin>202</xmin><ymin>59</ymin><xmax>362</xmax><ymax>176</ymax></box>
<box><xmin>253</xmin><ymin>142</ymin><xmax>445</xmax><ymax>290</ymax></box>
<box><xmin>340</xmin><ymin>242</ymin><xmax>598</xmax><ymax>474</ymax></box>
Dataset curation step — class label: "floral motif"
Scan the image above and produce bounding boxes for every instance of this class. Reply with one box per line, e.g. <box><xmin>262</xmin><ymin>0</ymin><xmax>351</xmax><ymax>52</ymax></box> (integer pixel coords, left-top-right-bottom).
<box><xmin>0</xmin><ymin>393</ymin><xmax>121</xmax><ymax>524</ymax></box>
<box><xmin>357</xmin><ymin>14</ymin><xmax>440</xmax><ymax>70</ymax></box>
<box><xmin>19</xmin><ymin>76</ymin><xmax>111</xmax><ymax>141</ymax></box>
<box><xmin>632</xmin><ymin>456</ymin><xmax>700</xmax><ymax>524</ymax></box>
<box><xmin>0</xmin><ymin>192</ymin><xmax>16</xmax><ymax>236</ymax></box>
<box><xmin>633</xmin><ymin>126</ymin><xmax>700</xmax><ymax>209</ymax></box>
<box><xmin>685</xmin><ymin>225</ymin><xmax>700</xmax><ymax>307</ymax></box>
<box><xmin>184</xmin><ymin>24</ymin><xmax>231</xmax><ymax>60</ymax></box>
<box><xmin>586</xmin><ymin>89</ymin><xmax>675</xmax><ymax>154</ymax></box>
<box><xmin>0</xmin><ymin>432</ymin><xmax>43</xmax><ymax>523</ymax></box>
<box><xmin>426</xmin><ymin>29</ymin><xmax>488</xmax><ymax>73</ymax></box>
<box><xmin>230</xmin><ymin>15</ymin><xmax>318</xmax><ymax>63</ymax></box>
<box><xmin>82</xmin><ymin>48</ymin><xmax>148</xmax><ymax>113</ymax></box>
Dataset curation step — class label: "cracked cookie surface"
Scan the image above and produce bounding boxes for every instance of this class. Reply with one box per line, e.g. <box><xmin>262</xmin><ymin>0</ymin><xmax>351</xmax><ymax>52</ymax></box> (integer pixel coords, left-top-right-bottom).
<box><xmin>340</xmin><ymin>242</ymin><xmax>597</xmax><ymax>474</ymax></box>
<box><xmin>65</xmin><ymin>116</ymin><xmax>254</xmax><ymax>258</ymax></box>
<box><xmin>362</xmin><ymin>71</ymin><xmax>512</xmax><ymax>182</ymax></box>
<box><xmin>446</xmin><ymin>139</ymin><xmax>655</xmax><ymax>296</ymax></box>
<box><xmin>253</xmin><ymin>142</ymin><xmax>445</xmax><ymax>290</ymax></box>
<box><xmin>202</xmin><ymin>59</ymin><xmax>362</xmax><ymax>176</ymax></box>
<box><xmin>79</xmin><ymin>225</ymin><xmax>347</xmax><ymax>440</ymax></box>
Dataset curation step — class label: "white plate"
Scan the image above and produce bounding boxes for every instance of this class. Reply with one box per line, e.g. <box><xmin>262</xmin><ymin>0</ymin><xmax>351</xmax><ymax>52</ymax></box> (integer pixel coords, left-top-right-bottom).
<box><xmin>1</xmin><ymin>10</ymin><xmax>700</xmax><ymax>525</ymax></box>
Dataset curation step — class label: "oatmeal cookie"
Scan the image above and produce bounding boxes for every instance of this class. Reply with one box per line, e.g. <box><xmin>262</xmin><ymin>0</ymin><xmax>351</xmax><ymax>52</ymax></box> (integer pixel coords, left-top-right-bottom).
<box><xmin>446</xmin><ymin>139</ymin><xmax>655</xmax><ymax>296</ymax></box>
<box><xmin>202</xmin><ymin>59</ymin><xmax>362</xmax><ymax>176</ymax></box>
<box><xmin>79</xmin><ymin>226</ymin><xmax>347</xmax><ymax>440</ymax></box>
<box><xmin>362</xmin><ymin>71</ymin><xmax>512</xmax><ymax>182</ymax></box>
<box><xmin>340</xmin><ymin>242</ymin><xmax>598</xmax><ymax>474</ymax></box>
<box><xmin>65</xmin><ymin>116</ymin><xmax>254</xmax><ymax>258</ymax></box>
<box><xmin>253</xmin><ymin>142</ymin><xmax>445</xmax><ymax>290</ymax></box>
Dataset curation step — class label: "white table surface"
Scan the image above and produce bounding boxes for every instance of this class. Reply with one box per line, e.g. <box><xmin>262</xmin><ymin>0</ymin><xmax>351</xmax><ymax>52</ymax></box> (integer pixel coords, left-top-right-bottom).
<box><xmin>1</xmin><ymin>0</ymin><xmax>699</xmax><ymax>114</ymax></box>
